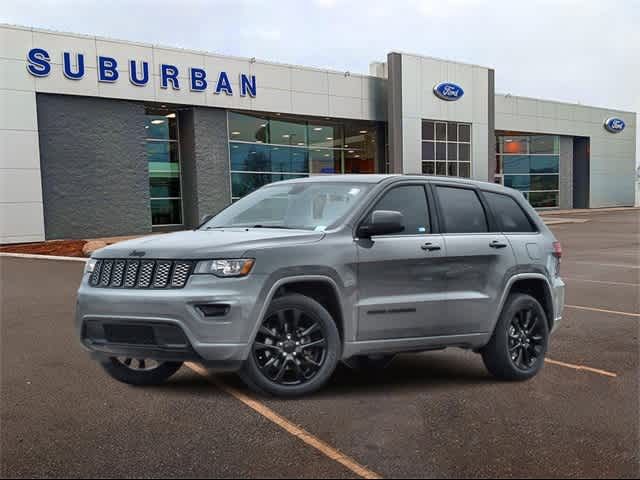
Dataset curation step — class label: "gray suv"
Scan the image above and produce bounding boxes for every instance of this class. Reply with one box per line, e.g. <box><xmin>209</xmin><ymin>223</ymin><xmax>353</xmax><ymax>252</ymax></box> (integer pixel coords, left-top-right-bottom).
<box><xmin>76</xmin><ymin>175</ymin><xmax>565</xmax><ymax>397</ymax></box>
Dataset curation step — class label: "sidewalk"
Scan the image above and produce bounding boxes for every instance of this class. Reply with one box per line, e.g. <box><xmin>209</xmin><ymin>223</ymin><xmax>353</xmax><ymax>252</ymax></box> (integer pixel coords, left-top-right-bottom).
<box><xmin>539</xmin><ymin>206</ymin><xmax>640</xmax><ymax>216</ymax></box>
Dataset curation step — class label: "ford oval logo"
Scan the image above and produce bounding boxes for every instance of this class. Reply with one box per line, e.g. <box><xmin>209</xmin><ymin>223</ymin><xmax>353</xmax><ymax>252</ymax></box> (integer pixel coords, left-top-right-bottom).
<box><xmin>434</xmin><ymin>82</ymin><xmax>464</xmax><ymax>101</ymax></box>
<box><xmin>604</xmin><ymin>117</ymin><xmax>625</xmax><ymax>133</ymax></box>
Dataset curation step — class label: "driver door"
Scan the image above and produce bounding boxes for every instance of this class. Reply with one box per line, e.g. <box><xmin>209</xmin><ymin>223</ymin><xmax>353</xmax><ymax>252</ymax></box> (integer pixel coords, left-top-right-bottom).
<box><xmin>355</xmin><ymin>183</ymin><xmax>447</xmax><ymax>341</ymax></box>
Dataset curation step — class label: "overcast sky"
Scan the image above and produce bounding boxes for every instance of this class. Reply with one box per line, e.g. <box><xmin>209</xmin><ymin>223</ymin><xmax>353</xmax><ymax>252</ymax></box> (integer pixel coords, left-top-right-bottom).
<box><xmin>3</xmin><ymin>0</ymin><xmax>638</xmax><ymax>163</ymax></box>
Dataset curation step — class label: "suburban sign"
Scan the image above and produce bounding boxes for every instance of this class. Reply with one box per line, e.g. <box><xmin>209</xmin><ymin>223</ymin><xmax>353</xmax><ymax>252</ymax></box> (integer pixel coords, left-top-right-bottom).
<box><xmin>26</xmin><ymin>47</ymin><xmax>257</xmax><ymax>97</ymax></box>
<box><xmin>433</xmin><ymin>82</ymin><xmax>464</xmax><ymax>101</ymax></box>
<box><xmin>604</xmin><ymin>117</ymin><xmax>626</xmax><ymax>133</ymax></box>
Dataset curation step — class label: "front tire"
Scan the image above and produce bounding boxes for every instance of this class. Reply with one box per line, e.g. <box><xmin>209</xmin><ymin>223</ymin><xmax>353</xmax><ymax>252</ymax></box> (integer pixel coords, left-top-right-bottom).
<box><xmin>240</xmin><ymin>293</ymin><xmax>341</xmax><ymax>397</ymax></box>
<box><xmin>481</xmin><ymin>293</ymin><xmax>549</xmax><ymax>381</ymax></box>
<box><xmin>100</xmin><ymin>357</ymin><xmax>183</xmax><ymax>386</ymax></box>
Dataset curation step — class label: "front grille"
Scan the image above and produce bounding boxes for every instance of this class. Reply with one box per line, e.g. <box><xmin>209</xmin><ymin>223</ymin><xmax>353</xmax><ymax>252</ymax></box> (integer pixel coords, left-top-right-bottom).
<box><xmin>89</xmin><ymin>259</ymin><xmax>194</xmax><ymax>289</ymax></box>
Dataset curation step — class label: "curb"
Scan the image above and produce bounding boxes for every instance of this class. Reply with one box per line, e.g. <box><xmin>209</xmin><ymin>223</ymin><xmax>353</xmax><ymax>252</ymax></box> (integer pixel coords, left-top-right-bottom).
<box><xmin>0</xmin><ymin>252</ymin><xmax>87</xmax><ymax>262</ymax></box>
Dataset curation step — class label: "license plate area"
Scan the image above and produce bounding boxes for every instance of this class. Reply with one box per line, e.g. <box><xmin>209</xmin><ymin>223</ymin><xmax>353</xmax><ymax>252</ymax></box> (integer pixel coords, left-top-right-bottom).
<box><xmin>103</xmin><ymin>324</ymin><xmax>156</xmax><ymax>345</ymax></box>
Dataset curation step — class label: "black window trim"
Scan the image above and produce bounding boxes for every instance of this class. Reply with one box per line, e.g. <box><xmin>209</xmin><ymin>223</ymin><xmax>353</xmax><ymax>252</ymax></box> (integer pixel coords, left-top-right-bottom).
<box><xmin>354</xmin><ymin>181</ymin><xmax>434</xmax><ymax>238</ymax></box>
<box><xmin>479</xmin><ymin>189</ymin><xmax>540</xmax><ymax>235</ymax></box>
<box><xmin>430</xmin><ymin>182</ymin><xmax>498</xmax><ymax>235</ymax></box>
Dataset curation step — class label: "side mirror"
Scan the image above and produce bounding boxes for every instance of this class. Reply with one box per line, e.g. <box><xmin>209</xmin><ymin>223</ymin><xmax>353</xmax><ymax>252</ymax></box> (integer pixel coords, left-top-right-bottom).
<box><xmin>200</xmin><ymin>214</ymin><xmax>214</xmax><ymax>225</ymax></box>
<box><xmin>357</xmin><ymin>210</ymin><xmax>405</xmax><ymax>238</ymax></box>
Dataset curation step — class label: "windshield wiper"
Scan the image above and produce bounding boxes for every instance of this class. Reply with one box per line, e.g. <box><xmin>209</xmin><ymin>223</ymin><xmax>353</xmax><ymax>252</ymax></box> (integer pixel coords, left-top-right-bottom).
<box><xmin>251</xmin><ymin>225</ymin><xmax>296</xmax><ymax>229</ymax></box>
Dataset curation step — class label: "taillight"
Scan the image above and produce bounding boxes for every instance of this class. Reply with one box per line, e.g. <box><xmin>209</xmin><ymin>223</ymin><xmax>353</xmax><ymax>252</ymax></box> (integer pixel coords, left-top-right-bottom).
<box><xmin>552</xmin><ymin>241</ymin><xmax>563</xmax><ymax>259</ymax></box>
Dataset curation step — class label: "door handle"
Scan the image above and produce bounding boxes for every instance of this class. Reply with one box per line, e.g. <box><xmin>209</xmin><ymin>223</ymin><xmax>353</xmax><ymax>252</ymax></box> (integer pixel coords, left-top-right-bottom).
<box><xmin>490</xmin><ymin>240</ymin><xmax>508</xmax><ymax>249</ymax></box>
<box><xmin>421</xmin><ymin>242</ymin><xmax>441</xmax><ymax>251</ymax></box>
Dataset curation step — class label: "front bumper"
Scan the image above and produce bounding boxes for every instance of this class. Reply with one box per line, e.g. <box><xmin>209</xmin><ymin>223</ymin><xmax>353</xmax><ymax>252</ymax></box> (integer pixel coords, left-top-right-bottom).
<box><xmin>76</xmin><ymin>271</ymin><xmax>268</xmax><ymax>368</ymax></box>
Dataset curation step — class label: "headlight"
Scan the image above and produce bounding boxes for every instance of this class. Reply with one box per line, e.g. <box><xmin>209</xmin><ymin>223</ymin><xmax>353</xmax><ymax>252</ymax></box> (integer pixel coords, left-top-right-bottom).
<box><xmin>84</xmin><ymin>258</ymin><xmax>98</xmax><ymax>275</ymax></box>
<box><xmin>195</xmin><ymin>259</ymin><xmax>255</xmax><ymax>277</ymax></box>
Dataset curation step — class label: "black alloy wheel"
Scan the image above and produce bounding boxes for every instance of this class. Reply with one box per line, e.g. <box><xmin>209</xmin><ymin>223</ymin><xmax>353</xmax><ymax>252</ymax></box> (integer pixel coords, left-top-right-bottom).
<box><xmin>508</xmin><ymin>307</ymin><xmax>545</xmax><ymax>371</ymax></box>
<box><xmin>253</xmin><ymin>308</ymin><xmax>328</xmax><ymax>386</ymax></box>
<box><xmin>240</xmin><ymin>293</ymin><xmax>341</xmax><ymax>397</ymax></box>
<box><xmin>481</xmin><ymin>292</ymin><xmax>549</xmax><ymax>382</ymax></box>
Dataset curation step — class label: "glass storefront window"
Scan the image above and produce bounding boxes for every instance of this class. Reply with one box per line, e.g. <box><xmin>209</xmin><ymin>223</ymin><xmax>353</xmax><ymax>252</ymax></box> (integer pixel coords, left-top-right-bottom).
<box><xmin>146</xmin><ymin>108</ymin><xmax>183</xmax><ymax>226</ymax></box>
<box><xmin>228</xmin><ymin>112</ymin><xmax>269</xmax><ymax>143</ymax></box>
<box><xmin>270</xmin><ymin>119</ymin><xmax>307</xmax><ymax>147</ymax></box>
<box><xmin>496</xmin><ymin>134</ymin><xmax>560</xmax><ymax>208</ymax></box>
<box><xmin>421</xmin><ymin>120</ymin><xmax>472</xmax><ymax>179</ymax></box>
<box><xmin>228</xmin><ymin>112</ymin><xmax>382</xmax><ymax>199</ymax></box>
<box><xmin>145</xmin><ymin>114</ymin><xmax>178</xmax><ymax>140</ymax></box>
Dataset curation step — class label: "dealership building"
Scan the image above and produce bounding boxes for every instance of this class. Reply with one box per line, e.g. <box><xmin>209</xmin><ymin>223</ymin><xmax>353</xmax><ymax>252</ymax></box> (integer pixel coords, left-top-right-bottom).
<box><xmin>0</xmin><ymin>24</ymin><xmax>636</xmax><ymax>244</ymax></box>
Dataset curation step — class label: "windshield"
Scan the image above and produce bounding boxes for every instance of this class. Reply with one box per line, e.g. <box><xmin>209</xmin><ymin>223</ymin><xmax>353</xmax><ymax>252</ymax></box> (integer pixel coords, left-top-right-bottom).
<box><xmin>201</xmin><ymin>182</ymin><xmax>372</xmax><ymax>231</ymax></box>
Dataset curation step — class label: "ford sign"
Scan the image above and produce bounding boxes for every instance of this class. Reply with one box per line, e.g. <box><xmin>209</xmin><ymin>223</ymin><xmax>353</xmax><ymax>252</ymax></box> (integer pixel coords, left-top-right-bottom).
<box><xmin>604</xmin><ymin>117</ymin><xmax>625</xmax><ymax>133</ymax></box>
<box><xmin>434</xmin><ymin>82</ymin><xmax>464</xmax><ymax>101</ymax></box>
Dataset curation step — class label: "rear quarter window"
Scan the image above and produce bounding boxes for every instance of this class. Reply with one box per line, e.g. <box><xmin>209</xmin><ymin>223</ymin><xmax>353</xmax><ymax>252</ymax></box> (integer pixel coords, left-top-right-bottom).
<box><xmin>483</xmin><ymin>191</ymin><xmax>537</xmax><ymax>233</ymax></box>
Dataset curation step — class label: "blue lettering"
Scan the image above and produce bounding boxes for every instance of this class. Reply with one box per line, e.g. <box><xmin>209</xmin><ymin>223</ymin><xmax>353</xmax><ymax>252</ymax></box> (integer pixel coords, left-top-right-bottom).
<box><xmin>160</xmin><ymin>64</ymin><xmax>180</xmax><ymax>90</ymax></box>
<box><xmin>62</xmin><ymin>52</ymin><xmax>85</xmax><ymax>80</ymax></box>
<box><xmin>129</xmin><ymin>60</ymin><xmax>149</xmax><ymax>86</ymax></box>
<box><xmin>190</xmin><ymin>68</ymin><xmax>207</xmax><ymax>91</ymax></box>
<box><xmin>240</xmin><ymin>74</ymin><xmax>256</xmax><ymax>97</ymax></box>
<box><xmin>98</xmin><ymin>56</ymin><xmax>119</xmax><ymax>82</ymax></box>
<box><xmin>26</xmin><ymin>48</ymin><xmax>51</xmax><ymax>77</ymax></box>
<box><xmin>215</xmin><ymin>71</ymin><xmax>233</xmax><ymax>95</ymax></box>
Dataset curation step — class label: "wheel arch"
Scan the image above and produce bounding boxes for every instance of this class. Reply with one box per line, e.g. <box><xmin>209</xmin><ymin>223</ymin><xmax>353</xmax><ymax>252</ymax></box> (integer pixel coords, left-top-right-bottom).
<box><xmin>249</xmin><ymin>275</ymin><xmax>346</xmax><ymax>347</ymax></box>
<box><xmin>493</xmin><ymin>274</ymin><xmax>555</xmax><ymax>334</ymax></box>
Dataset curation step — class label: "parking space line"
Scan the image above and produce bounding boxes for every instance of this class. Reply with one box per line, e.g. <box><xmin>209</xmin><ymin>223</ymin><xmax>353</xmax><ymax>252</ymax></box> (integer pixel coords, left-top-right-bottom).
<box><xmin>564</xmin><ymin>277</ymin><xmax>639</xmax><ymax>287</ymax></box>
<box><xmin>565</xmin><ymin>304</ymin><xmax>640</xmax><ymax>318</ymax></box>
<box><xmin>185</xmin><ymin>362</ymin><xmax>382</xmax><ymax>480</ymax></box>
<box><xmin>568</xmin><ymin>261</ymin><xmax>640</xmax><ymax>269</ymax></box>
<box><xmin>545</xmin><ymin>359</ymin><xmax>618</xmax><ymax>378</ymax></box>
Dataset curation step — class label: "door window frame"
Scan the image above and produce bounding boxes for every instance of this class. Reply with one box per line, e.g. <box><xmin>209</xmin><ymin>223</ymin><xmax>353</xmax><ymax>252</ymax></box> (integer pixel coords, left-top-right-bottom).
<box><xmin>428</xmin><ymin>181</ymin><xmax>500</xmax><ymax>235</ymax></box>
<box><xmin>354</xmin><ymin>181</ymin><xmax>437</xmax><ymax>239</ymax></box>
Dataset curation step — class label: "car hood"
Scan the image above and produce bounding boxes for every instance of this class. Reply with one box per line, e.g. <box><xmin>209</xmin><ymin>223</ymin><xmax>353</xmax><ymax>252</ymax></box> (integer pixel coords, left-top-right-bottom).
<box><xmin>94</xmin><ymin>228</ymin><xmax>324</xmax><ymax>259</ymax></box>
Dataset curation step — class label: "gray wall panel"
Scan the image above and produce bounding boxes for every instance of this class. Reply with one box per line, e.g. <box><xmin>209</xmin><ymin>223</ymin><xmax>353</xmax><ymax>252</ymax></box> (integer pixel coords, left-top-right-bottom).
<box><xmin>559</xmin><ymin>136</ymin><xmax>574</xmax><ymax>209</ymax></box>
<box><xmin>487</xmin><ymin>69</ymin><xmax>496</xmax><ymax>181</ymax></box>
<box><xmin>36</xmin><ymin>93</ymin><xmax>150</xmax><ymax>240</ymax></box>
<box><xmin>386</xmin><ymin>53</ymin><xmax>403</xmax><ymax>173</ymax></box>
<box><xmin>190</xmin><ymin>107</ymin><xmax>231</xmax><ymax>224</ymax></box>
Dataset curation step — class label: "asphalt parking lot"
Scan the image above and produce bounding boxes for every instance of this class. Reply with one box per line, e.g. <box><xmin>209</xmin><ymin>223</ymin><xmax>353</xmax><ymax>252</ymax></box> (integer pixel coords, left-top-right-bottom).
<box><xmin>1</xmin><ymin>209</ymin><xmax>638</xmax><ymax>478</ymax></box>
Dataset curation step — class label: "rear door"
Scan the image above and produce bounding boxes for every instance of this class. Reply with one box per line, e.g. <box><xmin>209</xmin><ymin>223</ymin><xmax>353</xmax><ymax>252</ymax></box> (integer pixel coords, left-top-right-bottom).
<box><xmin>355</xmin><ymin>183</ymin><xmax>447</xmax><ymax>341</ymax></box>
<box><xmin>432</xmin><ymin>183</ymin><xmax>517</xmax><ymax>336</ymax></box>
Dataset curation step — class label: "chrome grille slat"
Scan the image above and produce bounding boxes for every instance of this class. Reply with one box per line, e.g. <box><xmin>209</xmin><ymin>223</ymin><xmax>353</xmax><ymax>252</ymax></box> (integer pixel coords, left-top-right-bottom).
<box><xmin>152</xmin><ymin>261</ymin><xmax>172</xmax><ymax>288</ymax></box>
<box><xmin>124</xmin><ymin>260</ymin><xmax>140</xmax><ymax>287</ymax></box>
<box><xmin>171</xmin><ymin>261</ymin><xmax>192</xmax><ymax>288</ymax></box>
<box><xmin>99</xmin><ymin>260</ymin><xmax>114</xmax><ymax>286</ymax></box>
<box><xmin>110</xmin><ymin>260</ymin><xmax>126</xmax><ymax>287</ymax></box>
<box><xmin>137</xmin><ymin>261</ymin><xmax>155</xmax><ymax>288</ymax></box>
<box><xmin>90</xmin><ymin>259</ymin><xmax>194</xmax><ymax>289</ymax></box>
<box><xmin>90</xmin><ymin>260</ymin><xmax>102</xmax><ymax>286</ymax></box>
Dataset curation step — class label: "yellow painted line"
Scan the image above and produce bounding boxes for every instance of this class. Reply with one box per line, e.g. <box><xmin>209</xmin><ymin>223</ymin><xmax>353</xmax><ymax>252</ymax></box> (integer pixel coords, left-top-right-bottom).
<box><xmin>565</xmin><ymin>304</ymin><xmax>640</xmax><ymax>318</ymax></box>
<box><xmin>185</xmin><ymin>362</ymin><xmax>382</xmax><ymax>480</ymax></box>
<box><xmin>545</xmin><ymin>358</ymin><xmax>618</xmax><ymax>378</ymax></box>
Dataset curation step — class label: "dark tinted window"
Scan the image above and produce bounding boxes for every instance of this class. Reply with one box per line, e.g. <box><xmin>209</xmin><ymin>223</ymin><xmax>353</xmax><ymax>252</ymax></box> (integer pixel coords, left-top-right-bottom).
<box><xmin>436</xmin><ymin>186</ymin><xmax>488</xmax><ymax>233</ymax></box>
<box><xmin>483</xmin><ymin>191</ymin><xmax>536</xmax><ymax>233</ymax></box>
<box><xmin>370</xmin><ymin>185</ymin><xmax>430</xmax><ymax>235</ymax></box>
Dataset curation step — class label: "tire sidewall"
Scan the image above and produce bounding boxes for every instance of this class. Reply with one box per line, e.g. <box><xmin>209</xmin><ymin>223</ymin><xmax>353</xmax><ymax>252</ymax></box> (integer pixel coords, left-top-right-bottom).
<box><xmin>485</xmin><ymin>293</ymin><xmax>549</xmax><ymax>380</ymax></box>
<box><xmin>241</xmin><ymin>293</ymin><xmax>341</xmax><ymax>397</ymax></box>
<box><xmin>100</xmin><ymin>358</ymin><xmax>183</xmax><ymax>386</ymax></box>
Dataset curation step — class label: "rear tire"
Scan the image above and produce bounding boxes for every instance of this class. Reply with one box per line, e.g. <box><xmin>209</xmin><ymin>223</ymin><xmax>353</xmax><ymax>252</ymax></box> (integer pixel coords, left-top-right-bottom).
<box><xmin>240</xmin><ymin>293</ymin><xmax>341</xmax><ymax>397</ymax></box>
<box><xmin>481</xmin><ymin>293</ymin><xmax>549</xmax><ymax>381</ymax></box>
<box><xmin>100</xmin><ymin>357</ymin><xmax>183</xmax><ymax>386</ymax></box>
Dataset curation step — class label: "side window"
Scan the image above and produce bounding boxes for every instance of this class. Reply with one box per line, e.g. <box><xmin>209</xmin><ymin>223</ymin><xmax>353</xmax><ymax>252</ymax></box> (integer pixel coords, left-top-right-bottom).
<box><xmin>483</xmin><ymin>191</ymin><xmax>536</xmax><ymax>233</ymax></box>
<box><xmin>436</xmin><ymin>186</ymin><xmax>488</xmax><ymax>233</ymax></box>
<box><xmin>369</xmin><ymin>185</ymin><xmax>430</xmax><ymax>235</ymax></box>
